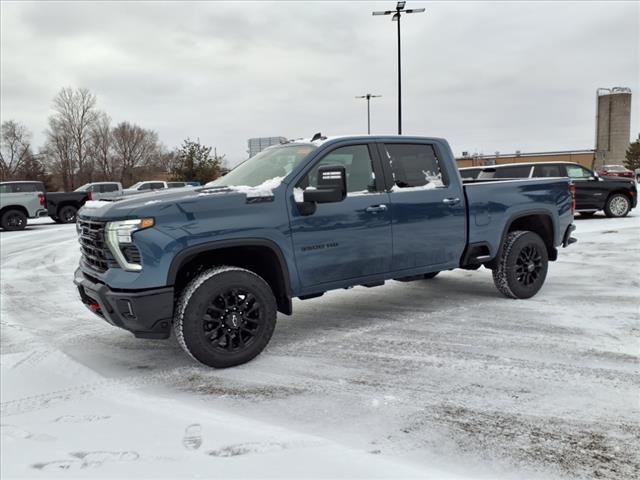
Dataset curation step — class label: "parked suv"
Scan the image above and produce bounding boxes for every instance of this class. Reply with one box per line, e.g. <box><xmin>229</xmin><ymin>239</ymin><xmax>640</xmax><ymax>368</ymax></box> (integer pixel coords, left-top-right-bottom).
<box><xmin>74</xmin><ymin>135</ymin><xmax>576</xmax><ymax>368</ymax></box>
<box><xmin>463</xmin><ymin>161</ymin><xmax>637</xmax><ymax>217</ymax></box>
<box><xmin>0</xmin><ymin>181</ymin><xmax>47</xmax><ymax>230</ymax></box>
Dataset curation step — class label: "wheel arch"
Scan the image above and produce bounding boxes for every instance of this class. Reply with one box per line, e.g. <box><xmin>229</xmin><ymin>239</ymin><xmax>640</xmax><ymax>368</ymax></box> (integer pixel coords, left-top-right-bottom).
<box><xmin>168</xmin><ymin>239</ymin><xmax>293</xmax><ymax>315</ymax></box>
<box><xmin>488</xmin><ymin>210</ymin><xmax>557</xmax><ymax>268</ymax></box>
<box><xmin>0</xmin><ymin>205</ymin><xmax>29</xmax><ymax>219</ymax></box>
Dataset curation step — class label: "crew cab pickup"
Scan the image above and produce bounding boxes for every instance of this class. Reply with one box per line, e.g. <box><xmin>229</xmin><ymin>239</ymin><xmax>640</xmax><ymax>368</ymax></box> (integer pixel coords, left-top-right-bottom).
<box><xmin>0</xmin><ymin>181</ymin><xmax>47</xmax><ymax>230</ymax></box>
<box><xmin>74</xmin><ymin>136</ymin><xmax>576</xmax><ymax>368</ymax></box>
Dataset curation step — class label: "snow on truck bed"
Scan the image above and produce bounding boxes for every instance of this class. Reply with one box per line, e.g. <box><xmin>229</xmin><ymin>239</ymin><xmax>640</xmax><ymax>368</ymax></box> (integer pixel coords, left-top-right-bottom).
<box><xmin>1</xmin><ymin>213</ymin><xmax>638</xmax><ymax>479</ymax></box>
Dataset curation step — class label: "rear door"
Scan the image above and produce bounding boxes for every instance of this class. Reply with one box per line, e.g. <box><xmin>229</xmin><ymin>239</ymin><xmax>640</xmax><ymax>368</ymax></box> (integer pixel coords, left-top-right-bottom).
<box><xmin>378</xmin><ymin>141</ymin><xmax>467</xmax><ymax>271</ymax></box>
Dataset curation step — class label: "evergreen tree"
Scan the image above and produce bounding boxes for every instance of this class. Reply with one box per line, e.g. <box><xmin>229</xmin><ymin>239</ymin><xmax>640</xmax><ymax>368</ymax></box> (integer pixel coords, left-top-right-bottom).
<box><xmin>624</xmin><ymin>135</ymin><xmax>640</xmax><ymax>172</ymax></box>
<box><xmin>170</xmin><ymin>138</ymin><xmax>223</xmax><ymax>184</ymax></box>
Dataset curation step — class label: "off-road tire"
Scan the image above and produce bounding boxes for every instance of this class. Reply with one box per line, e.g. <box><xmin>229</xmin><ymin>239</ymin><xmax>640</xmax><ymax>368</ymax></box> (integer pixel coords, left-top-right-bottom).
<box><xmin>492</xmin><ymin>230</ymin><xmax>548</xmax><ymax>299</ymax></box>
<box><xmin>578</xmin><ymin>211</ymin><xmax>596</xmax><ymax>218</ymax></box>
<box><xmin>174</xmin><ymin>266</ymin><xmax>277</xmax><ymax>368</ymax></box>
<box><xmin>1</xmin><ymin>209</ymin><xmax>27</xmax><ymax>231</ymax></box>
<box><xmin>57</xmin><ymin>205</ymin><xmax>78</xmax><ymax>224</ymax></box>
<box><xmin>423</xmin><ymin>271</ymin><xmax>439</xmax><ymax>279</ymax></box>
<box><xmin>604</xmin><ymin>194</ymin><xmax>631</xmax><ymax>218</ymax></box>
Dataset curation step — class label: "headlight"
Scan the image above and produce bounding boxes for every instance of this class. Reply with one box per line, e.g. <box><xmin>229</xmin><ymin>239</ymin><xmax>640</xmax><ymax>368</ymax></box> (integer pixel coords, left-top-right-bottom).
<box><xmin>105</xmin><ymin>218</ymin><xmax>154</xmax><ymax>272</ymax></box>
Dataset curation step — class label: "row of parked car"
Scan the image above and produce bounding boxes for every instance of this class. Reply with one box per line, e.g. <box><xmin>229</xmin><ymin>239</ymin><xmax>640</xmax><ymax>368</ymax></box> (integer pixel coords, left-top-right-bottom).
<box><xmin>0</xmin><ymin>180</ymin><xmax>201</xmax><ymax>230</ymax></box>
<box><xmin>460</xmin><ymin>161</ymin><xmax>637</xmax><ymax>218</ymax></box>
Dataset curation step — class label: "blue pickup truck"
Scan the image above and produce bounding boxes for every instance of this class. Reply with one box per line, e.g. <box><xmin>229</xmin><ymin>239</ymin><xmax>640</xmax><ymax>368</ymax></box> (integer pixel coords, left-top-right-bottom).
<box><xmin>74</xmin><ymin>135</ymin><xmax>576</xmax><ymax>368</ymax></box>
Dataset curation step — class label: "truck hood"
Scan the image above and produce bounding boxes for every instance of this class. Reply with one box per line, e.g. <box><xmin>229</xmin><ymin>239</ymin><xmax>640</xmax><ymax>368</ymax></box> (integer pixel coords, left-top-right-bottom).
<box><xmin>78</xmin><ymin>181</ymin><xmax>284</xmax><ymax>221</ymax></box>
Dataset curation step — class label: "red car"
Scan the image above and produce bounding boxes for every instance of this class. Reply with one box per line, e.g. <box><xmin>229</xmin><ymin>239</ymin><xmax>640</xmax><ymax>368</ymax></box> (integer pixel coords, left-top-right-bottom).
<box><xmin>597</xmin><ymin>165</ymin><xmax>635</xmax><ymax>178</ymax></box>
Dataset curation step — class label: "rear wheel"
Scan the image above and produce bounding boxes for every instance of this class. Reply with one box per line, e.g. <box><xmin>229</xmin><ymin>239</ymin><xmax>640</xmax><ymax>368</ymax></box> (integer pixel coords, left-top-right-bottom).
<box><xmin>58</xmin><ymin>205</ymin><xmax>78</xmax><ymax>223</ymax></box>
<box><xmin>492</xmin><ymin>231</ymin><xmax>548</xmax><ymax>299</ymax></box>
<box><xmin>174</xmin><ymin>266</ymin><xmax>277</xmax><ymax>368</ymax></box>
<box><xmin>604</xmin><ymin>194</ymin><xmax>630</xmax><ymax>218</ymax></box>
<box><xmin>1</xmin><ymin>209</ymin><xmax>27</xmax><ymax>231</ymax></box>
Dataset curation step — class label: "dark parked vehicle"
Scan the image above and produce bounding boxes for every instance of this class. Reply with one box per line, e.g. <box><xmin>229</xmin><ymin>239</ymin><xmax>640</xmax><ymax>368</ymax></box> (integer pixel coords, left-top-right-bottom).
<box><xmin>461</xmin><ymin>161</ymin><xmax>637</xmax><ymax>218</ymax></box>
<box><xmin>596</xmin><ymin>165</ymin><xmax>635</xmax><ymax>179</ymax></box>
<box><xmin>74</xmin><ymin>135</ymin><xmax>576</xmax><ymax>368</ymax></box>
<box><xmin>46</xmin><ymin>191</ymin><xmax>93</xmax><ymax>224</ymax></box>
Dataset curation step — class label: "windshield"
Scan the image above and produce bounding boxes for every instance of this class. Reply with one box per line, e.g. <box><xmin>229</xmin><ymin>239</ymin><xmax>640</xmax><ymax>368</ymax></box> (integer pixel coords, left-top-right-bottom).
<box><xmin>604</xmin><ymin>165</ymin><xmax>626</xmax><ymax>171</ymax></box>
<box><xmin>74</xmin><ymin>184</ymin><xmax>90</xmax><ymax>192</ymax></box>
<box><xmin>206</xmin><ymin>144</ymin><xmax>316</xmax><ymax>188</ymax></box>
<box><xmin>127</xmin><ymin>182</ymin><xmax>142</xmax><ymax>190</ymax></box>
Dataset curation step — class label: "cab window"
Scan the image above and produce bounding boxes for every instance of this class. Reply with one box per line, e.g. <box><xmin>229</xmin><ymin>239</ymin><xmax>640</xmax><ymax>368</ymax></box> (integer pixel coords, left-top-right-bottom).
<box><xmin>383</xmin><ymin>143</ymin><xmax>446</xmax><ymax>188</ymax></box>
<box><xmin>305</xmin><ymin>145</ymin><xmax>376</xmax><ymax>193</ymax></box>
<box><xmin>566</xmin><ymin>166</ymin><xmax>592</xmax><ymax>179</ymax></box>
<box><xmin>533</xmin><ymin>165</ymin><xmax>565</xmax><ymax>177</ymax></box>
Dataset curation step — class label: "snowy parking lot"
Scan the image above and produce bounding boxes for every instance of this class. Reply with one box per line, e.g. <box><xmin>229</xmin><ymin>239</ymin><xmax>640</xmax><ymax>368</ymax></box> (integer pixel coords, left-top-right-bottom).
<box><xmin>1</xmin><ymin>213</ymin><xmax>638</xmax><ymax>479</ymax></box>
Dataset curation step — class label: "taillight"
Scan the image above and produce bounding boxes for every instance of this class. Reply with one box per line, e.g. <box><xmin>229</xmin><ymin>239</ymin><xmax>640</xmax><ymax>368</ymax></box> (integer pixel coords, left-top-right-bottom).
<box><xmin>87</xmin><ymin>191</ymin><xmax>93</xmax><ymax>200</ymax></box>
<box><xmin>570</xmin><ymin>183</ymin><xmax>576</xmax><ymax>215</ymax></box>
<box><xmin>38</xmin><ymin>193</ymin><xmax>45</xmax><ymax>206</ymax></box>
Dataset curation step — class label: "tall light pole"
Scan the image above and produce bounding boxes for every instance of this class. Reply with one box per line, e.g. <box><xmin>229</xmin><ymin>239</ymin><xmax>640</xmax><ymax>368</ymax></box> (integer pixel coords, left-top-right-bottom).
<box><xmin>373</xmin><ymin>1</ymin><xmax>425</xmax><ymax>135</ymax></box>
<box><xmin>355</xmin><ymin>93</ymin><xmax>382</xmax><ymax>134</ymax></box>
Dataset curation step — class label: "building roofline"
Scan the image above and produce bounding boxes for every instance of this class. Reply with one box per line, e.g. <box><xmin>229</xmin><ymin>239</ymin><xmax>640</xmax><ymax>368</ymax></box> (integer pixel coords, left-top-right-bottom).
<box><xmin>457</xmin><ymin>149</ymin><xmax>595</xmax><ymax>160</ymax></box>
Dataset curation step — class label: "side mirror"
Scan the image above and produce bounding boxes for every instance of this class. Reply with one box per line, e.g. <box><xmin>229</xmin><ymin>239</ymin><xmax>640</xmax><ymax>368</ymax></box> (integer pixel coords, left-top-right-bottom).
<box><xmin>303</xmin><ymin>165</ymin><xmax>347</xmax><ymax>204</ymax></box>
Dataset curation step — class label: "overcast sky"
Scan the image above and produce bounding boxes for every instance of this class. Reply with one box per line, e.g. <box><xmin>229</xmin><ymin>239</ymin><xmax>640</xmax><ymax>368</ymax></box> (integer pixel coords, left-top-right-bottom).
<box><xmin>1</xmin><ymin>1</ymin><xmax>638</xmax><ymax>166</ymax></box>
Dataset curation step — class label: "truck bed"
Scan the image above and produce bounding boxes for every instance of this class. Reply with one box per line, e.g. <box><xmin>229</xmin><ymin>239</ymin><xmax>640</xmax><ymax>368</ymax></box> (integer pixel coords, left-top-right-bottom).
<box><xmin>463</xmin><ymin>177</ymin><xmax>574</xmax><ymax>261</ymax></box>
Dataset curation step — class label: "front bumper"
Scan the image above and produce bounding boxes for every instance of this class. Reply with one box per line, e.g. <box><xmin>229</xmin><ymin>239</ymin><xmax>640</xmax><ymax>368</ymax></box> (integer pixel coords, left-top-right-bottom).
<box><xmin>74</xmin><ymin>268</ymin><xmax>174</xmax><ymax>339</ymax></box>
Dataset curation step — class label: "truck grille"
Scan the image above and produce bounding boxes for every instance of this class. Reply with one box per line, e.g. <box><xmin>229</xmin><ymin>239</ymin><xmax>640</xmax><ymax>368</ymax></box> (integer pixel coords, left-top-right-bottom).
<box><xmin>77</xmin><ymin>218</ymin><xmax>113</xmax><ymax>273</ymax></box>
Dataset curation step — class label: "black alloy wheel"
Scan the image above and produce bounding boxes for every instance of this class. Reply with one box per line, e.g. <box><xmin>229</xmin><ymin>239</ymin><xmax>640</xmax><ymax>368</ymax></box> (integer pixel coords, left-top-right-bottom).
<box><xmin>202</xmin><ymin>288</ymin><xmax>262</xmax><ymax>353</ymax></box>
<box><xmin>514</xmin><ymin>245</ymin><xmax>543</xmax><ymax>287</ymax></box>
<box><xmin>1</xmin><ymin>210</ymin><xmax>27</xmax><ymax>231</ymax></box>
<box><xmin>58</xmin><ymin>205</ymin><xmax>78</xmax><ymax>223</ymax></box>
<box><xmin>174</xmin><ymin>267</ymin><xmax>277</xmax><ymax>368</ymax></box>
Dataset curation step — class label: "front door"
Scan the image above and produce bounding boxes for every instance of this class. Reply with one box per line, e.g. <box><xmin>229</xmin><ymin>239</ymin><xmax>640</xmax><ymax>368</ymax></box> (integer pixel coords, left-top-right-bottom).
<box><xmin>289</xmin><ymin>144</ymin><xmax>392</xmax><ymax>289</ymax></box>
<box><xmin>563</xmin><ymin>164</ymin><xmax>607</xmax><ymax>210</ymax></box>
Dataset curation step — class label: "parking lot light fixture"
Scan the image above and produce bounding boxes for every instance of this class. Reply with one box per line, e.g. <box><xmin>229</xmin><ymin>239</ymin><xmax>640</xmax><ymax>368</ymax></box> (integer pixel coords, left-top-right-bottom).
<box><xmin>372</xmin><ymin>2</ymin><xmax>426</xmax><ymax>135</ymax></box>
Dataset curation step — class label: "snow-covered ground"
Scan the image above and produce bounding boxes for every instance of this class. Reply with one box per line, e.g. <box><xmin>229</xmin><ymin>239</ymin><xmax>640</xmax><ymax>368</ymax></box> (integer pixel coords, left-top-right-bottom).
<box><xmin>1</xmin><ymin>213</ymin><xmax>638</xmax><ymax>479</ymax></box>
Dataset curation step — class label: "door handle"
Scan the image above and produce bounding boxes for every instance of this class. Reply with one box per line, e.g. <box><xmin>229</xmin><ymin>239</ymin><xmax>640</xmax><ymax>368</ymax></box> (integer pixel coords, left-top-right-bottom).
<box><xmin>365</xmin><ymin>204</ymin><xmax>388</xmax><ymax>213</ymax></box>
<box><xmin>442</xmin><ymin>197</ymin><xmax>460</xmax><ymax>206</ymax></box>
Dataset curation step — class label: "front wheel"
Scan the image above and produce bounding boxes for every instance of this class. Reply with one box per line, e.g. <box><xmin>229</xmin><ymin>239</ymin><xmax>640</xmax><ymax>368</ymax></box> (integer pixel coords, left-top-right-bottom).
<box><xmin>174</xmin><ymin>266</ymin><xmax>277</xmax><ymax>368</ymax></box>
<box><xmin>604</xmin><ymin>194</ymin><xmax>631</xmax><ymax>218</ymax></box>
<box><xmin>1</xmin><ymin>209</ymin><xmax>27</xmax><ymax>231</ymax></box>
<box><xmin>492</xmin><ymin>231</ymin><xmax>548</xmax><ymax>299</ymax></box>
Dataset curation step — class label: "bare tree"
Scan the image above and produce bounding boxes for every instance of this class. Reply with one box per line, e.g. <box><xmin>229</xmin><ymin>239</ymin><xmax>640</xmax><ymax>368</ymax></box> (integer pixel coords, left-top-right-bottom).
<box><xmin>112</xmin><ymin>122</ymin><xmax>162</xmax><ymax>186</ymax></box>
<box><xmin>0</xmin><ymin>120</ymin><xmax>32</xmax><ymax>180</ymax></box>
<box><xmin>89</xmin><ymin>112</ymin><xmax>116</xmax><ymax>180</ymax></box>
<box><xmin>44</xmin><ymin>87</ymin><xmax>99</xmax><ymax>188</ymax></box>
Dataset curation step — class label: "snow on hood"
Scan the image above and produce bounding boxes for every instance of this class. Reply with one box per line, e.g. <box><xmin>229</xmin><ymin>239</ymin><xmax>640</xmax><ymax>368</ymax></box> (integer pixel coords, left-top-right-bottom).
<box><xmin>82</xmin><ymin>200</ymin><xmax>114</xmax><ymax>209</ymax></box>
<box><xmin>201</xmin><ymin>177</ymin><xmax>284</xmax><ymax>198</ymax></box>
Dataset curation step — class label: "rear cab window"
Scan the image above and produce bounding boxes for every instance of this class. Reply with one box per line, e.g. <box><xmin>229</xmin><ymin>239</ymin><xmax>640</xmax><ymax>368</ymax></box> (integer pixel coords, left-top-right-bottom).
<box><xmin>383</xmin><ymin>143</ymin><xmax>447</xmax><ymax>190</ymax></box>
<box><xmin>533</xmin><ymin>165</ymin><xmax>565</xmax><ymax>177</ymax></box>
<box><xmin>492</xmin><ymin>165</ymin><xmax>532</xmax><ymax>179</ymax></box>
